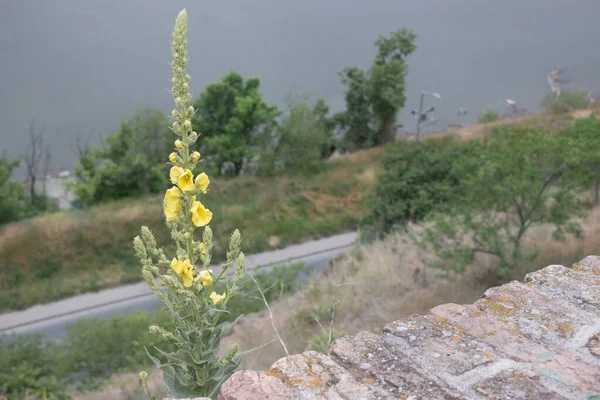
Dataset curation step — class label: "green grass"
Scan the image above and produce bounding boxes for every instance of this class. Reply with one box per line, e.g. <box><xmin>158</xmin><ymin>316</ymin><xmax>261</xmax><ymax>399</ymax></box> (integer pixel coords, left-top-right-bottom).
<box><xmin>0</xmin><ymin>148</ymin><xmax>383</xmax><ymax>311</ymax></box>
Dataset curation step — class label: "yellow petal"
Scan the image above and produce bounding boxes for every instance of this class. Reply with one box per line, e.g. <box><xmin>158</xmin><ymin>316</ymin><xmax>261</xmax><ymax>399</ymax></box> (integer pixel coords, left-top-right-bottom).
<box><xmin>182</xmin><ymin>275</ymin><xmax>193</xmax><ymax>287</ymax></box>
<box><xmin>169</xmin><ymin>152</ymin><xmax>177</xmax><ymax>163</ymax></box>
<box><xmin>170</xmin><ymin>258</ymin><xmax>183</xmax><ymax>275</ymax></box>
<box><xmin>165</xmin><ymin>186</ymin><xmax>181</xmax><ymax>201</ymax></box>
<box><xmin>164</xmin><ymin>203</ymin><xmax>182</xmax><ymax>221</ymax></box>
<box><xmin>191</xmin><ymin>201</ymin><xmax>213</xmax><ymax>227</ymax></box>
<box><xmin>195</xmin><ymin>172</ymin><xmax>210</xmax><ymax>193</ymax></box>
<box><xmin>210</xmin><ymin>291</ymin><xmax>226</xmax><ymax>305</ymax></box>
<box><xmin>178</xmin><ymin>170</ymin><xmax>195</xmax><ymax>192</ymax></box>
<box><xmin>197</xmin><ymin>270</ymin><xmax>213</xmax><ymax>286</ymax></box>
<box><xmin>170</xmin><ymin>167</ymin><xmax>184</xmax><ymax>185</ymax></box>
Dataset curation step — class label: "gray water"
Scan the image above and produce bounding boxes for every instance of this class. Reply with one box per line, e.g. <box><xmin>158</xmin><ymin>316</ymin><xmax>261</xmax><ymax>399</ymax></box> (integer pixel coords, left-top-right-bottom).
<box><xmin>1</xmin><ymin>0</ymin><xmax>599</xmax><ymax>175</ymax></box>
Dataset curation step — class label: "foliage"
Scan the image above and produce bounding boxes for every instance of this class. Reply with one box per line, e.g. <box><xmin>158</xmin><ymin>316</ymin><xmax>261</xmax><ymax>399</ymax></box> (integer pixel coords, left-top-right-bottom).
<box><xmin>562</xmin><ymin>116</ymin><xmax>600</xmax><ymax>203</ymax></box>
<box><xmin>57</xmin><ymin>310</ymin><xmax>174</xmax><ymax>391</ymax></box>
<box><xmin>191</xmin><ymin>71</ymin><xmax>280</xmax><ymax>176</ymax></box>
<box><xmin>0</xmin><ymin>158</ymin><xmax>31</xmax><ymax>225</ymax></box>
<box><xmin>335</xmin><ymin>67</ymin><xmax>376</xmax><ymax>151</ymax></box>
<box><xmin>0</xmin><ymin>335</ymin><xmax>68</xmax><ymax>400</ymax></box>
<box><xmin>478</xmin><ymin>109</ymin><xmax>500</xmax><ymax>123</ymax></box>
<box><xmin>337</xmin><ymin>29</ymin><xmax>417</xmax><ymax>150</ymax></box>
<box><xmin>257</xmin><ymin>93</ymin><xmax>334</xmax><ymax>174</ymax></box>
<box><xmin>73</xmin><ymin>109</ymin><xmax>172</xmax><ymax>206</ymax></box>
<box><xmin>134</xmin><ymin>10</ymin><xmax>247</xmax><ymax>399</ymax></box>
<box><xmin>0</xmin><ymin>157</ymin><xmax>56</xmax><ymax>226</ymax></box>
<box><xmin>369</xmin><ymin>136</ymin><xmax>473</xmax><ymax>232</ymax></box>
<box><xmin>541</xmin><ymin>91</ymin><xmax>590</xmax><ymax>113</ymax></box>
<box><xmin>414</xmin><ymin>126</ymin><xmax>584</xmax><ymax>277</ymax></box>
<box><xmin>0</xmin><ymin>262</ymin><xmax>307</xmax><ymax>398</ymax></box>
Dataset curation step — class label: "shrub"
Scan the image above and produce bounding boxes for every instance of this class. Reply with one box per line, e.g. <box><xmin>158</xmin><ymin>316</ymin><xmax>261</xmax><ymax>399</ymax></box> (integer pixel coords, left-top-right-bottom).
<box><xmin>0</xmin><ymin>335</ymin><xmax>68</xmax><ymax>400</ymax></box>
<box><xmin>478</xmin><ymin>109</ymin><xmax>500</xmax><ymax>123</ymax></box>
<box><xmin>415</xmin><ymin>126</ymin><xmax>584</xmax><ymax>277</ymax></box>
<box><xmin>72</xmin><ymin>109</ymin><xmax>172</xmax><ymax>206</ymax></box>
<box><xmin>541</xmin><ymin>91</ymin><xmax>590</xmax><ymax>113</ymax></box>
<box><xmin>368</xmin><ymin>135</ymin><xmax>475</xmax><ymax>232</ymax></box>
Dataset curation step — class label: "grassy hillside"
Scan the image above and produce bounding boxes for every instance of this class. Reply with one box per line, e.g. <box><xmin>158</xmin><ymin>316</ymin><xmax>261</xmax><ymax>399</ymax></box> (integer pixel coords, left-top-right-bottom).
<box><xmin>0</xmin><ymin>147</ymin><xmax>383</xmax><ymax>311</ymax></box>
<box><xmin>0</xmin><ymin>107</ymin><xmax>596</xmax><ymax>312</ymax></box>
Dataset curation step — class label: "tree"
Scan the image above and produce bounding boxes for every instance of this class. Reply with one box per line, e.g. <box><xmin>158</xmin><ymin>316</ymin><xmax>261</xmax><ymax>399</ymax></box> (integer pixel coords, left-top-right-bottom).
<box><xmin>335</xmin><ymin>67</ymin><xmax>376</xmax><ymax>151</ymax></box>
<box><xmin>73</xmin><ymin>109</ymin><xmax>171</xmax><ymax>206</ymax></box>
<box><xmin>258</xmin><ymin>93</ymin><xmax>331</xmax><ymax>174</ymax></box>
<box><xmin>369</xmin><ymin>28</ymin><xmax>417</xmax><ymax>144</ymax></box>
<box><xmin>0</xmin><ymin>157</ymin><xmax>30</xmax><ymax>224</ymax></box>
<box><xmin>337</xmin><ymin>29</ymin><xmax>417</xmax><ymax>150</ymax></box>
<box><xmin>414</xmin><ymin>126</ymin><xmax>583</xmax><ymax>278</ymax></box>
<box><xmin>191</xmin><ymin>72</ymin><xmax>280</xmax><ymax>176</ymax></box>
<box><xmin>563</xmin><ymin>116</ymin><xmax>600</xmax><ymax>204</ymax></box>
<box><xmin>22</xmin><ymin>120</ymin><xmax>51</xmax><ymax>198</ymax></box>
<box><xmin>369</xmin><ymin>135</ymin><xmax>473</xmax><ymax>232</ymax></box>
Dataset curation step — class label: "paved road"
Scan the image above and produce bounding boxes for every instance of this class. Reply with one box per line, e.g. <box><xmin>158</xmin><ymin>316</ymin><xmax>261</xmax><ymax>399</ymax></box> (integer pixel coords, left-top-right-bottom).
<box><xmin>0</xmin><ymin>232</ymin><xmax>357</xmax><ymax>339</ymax></box>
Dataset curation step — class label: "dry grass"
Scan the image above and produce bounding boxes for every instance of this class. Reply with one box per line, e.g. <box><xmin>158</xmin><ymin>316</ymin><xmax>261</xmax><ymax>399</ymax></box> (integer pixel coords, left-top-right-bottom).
<box><xmin>218</xmin><ymin>206</ymin><xmax>600</xmax><ymax>372</ymax></box>
<box><xmin>0</xmin><ymin>107</ymin><xmax>596</xmax><ymax>312</ymax></box>
<box><xmin>0</xmin><ymin>147</ymin><xmax>384</xmax><ymax>311</ymax></box>
<box><xmin>81</xmin><ymin>205</ymin><xmax>600</xmax><ymax>398</ymax></box>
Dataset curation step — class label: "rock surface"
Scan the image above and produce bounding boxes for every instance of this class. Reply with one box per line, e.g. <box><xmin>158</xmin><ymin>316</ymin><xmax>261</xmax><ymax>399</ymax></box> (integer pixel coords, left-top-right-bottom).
<box><xmin>218</xmin><ymin>256</ymin><xmax>600</xmax><ymax>399</ymax></box>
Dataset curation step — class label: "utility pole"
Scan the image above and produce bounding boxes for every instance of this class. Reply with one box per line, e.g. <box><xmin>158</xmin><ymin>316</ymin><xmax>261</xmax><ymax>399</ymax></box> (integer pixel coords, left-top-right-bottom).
<box><xmin>411</xmin><ymin>91</ymin><xmax>441</xmax><ymax>143</ymax></box>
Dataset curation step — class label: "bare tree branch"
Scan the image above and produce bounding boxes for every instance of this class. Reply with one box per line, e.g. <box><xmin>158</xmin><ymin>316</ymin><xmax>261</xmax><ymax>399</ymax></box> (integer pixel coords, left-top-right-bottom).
<box><xmin>22</xmin><ymin>120</ymin><xmax>46</xmax><ymax>198</ymax></box>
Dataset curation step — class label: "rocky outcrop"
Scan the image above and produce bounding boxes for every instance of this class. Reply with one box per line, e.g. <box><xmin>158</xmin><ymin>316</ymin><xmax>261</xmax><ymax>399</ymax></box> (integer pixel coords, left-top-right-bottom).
<box><xmin>219</xmin><ymin>256</ymin><xmax>600</xmax><ymax>399</ymax></box>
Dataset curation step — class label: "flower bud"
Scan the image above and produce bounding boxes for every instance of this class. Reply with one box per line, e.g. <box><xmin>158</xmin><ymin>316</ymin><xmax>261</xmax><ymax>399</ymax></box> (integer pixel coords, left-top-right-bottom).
<box><xmin>189</xmin><ymin>131</ymin><xmax>198</xmax><ymax>142</ymax></box>
<box><xmin>191</xmin><ymin>151</ymin><xmax>200</xmax><ymax>162</ymax></box>
<box><xmin>171</xmin><ymin>109</ymin><xmax>178</xmax><ymax>118</ymax></box>
<box><xmin>169</xmin><ymin>152</ymin><xmax>177</xmax><ymax>163</ymax></box>
<box><xmin>175</xmin><ymin>139</ymin><xmax>183</xmax><ymax>149</ymax></box>
<box><xmin>184</xmin><ymin>120</ymin><xmax>192</xmax><ymax>129</ymax></box>
<box><xmin>139</xmin><ymin>371</ymin><xmax>148</xmax><ymax>381</ymax></box>
<box><xmin>188</xmin><ymin>105</ymin><xmax>194</xmax><ymax>113</ymax></box>
<box><xmin>172</xmin><ymin>121</ymin><xmax>178</xmax><ymax>130</ymax></box>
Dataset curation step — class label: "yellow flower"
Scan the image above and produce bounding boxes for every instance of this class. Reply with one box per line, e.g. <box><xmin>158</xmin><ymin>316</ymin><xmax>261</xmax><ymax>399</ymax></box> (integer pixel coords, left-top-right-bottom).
<box><xmin>170</xmin><ymin>258</ymin><xmax>195</xmax><ymax>287</ymax></box>
<box><xmin>170</xmin><ymin>166</ymin><xmax>184</xmax><ymax>184</ymax></box>
<box><xmin>210</xmin><ymin>291</ymin><xmax>226</xmax><ymax>305</ymax></box>
<box><xmin>198</xmin><ymin>242</ymin><xmax>207</xmax><ymax>255</ymax></box>
<box><xmin>191</xmin><ymin>200</ymin><xmax>213</xmax><ymax>227</ymax></box>
<box><xmin>196</xmin><ymin>269</ymin><xmax>213</xmax><ymax>286</ymax></box>
<box><xmin>180</xmin><ymin>259</ymin><xmax>195</xmax><ymax>287</ymax></box>
<box><xmin>195</xmin><ymin>172</ymin><xmax>210</xmax><ymax>193</ymax></box>
<box><xmin>175</xmin><ymin>139</ymin><xmax>183</xmax><ymax>149</ymax></box>
<box><xmin>164</xmin><ymin>187</ymin><xmax>182</xmax><ymax>221</ymax></box>
<box><xmin>178</xmin><ymin>169</ymin><xmax>195</xmax><ymax>191</ymax></box>
<box><xmin>191</xmin><ymin>151</ymin><xmax>201</xmax><ymax>162</ymax></box>
<box><xmin>164</xmin><ymin>203</ymin><xmax>181</xmax><ymax>221</ymax></box>
<box><xmin>169</xmin><ymin>152</ymin><xmax>177</xmax><ymax>163</ymax></box>
<box><xmin>184</xmin><ymin>120</ymin><xmax>192</xmax><ymax>129</ymax></box>
<box><xmin>170</xmin><ymin>257</ymin><xmax>184</xmax><ymax>275</ymax></box>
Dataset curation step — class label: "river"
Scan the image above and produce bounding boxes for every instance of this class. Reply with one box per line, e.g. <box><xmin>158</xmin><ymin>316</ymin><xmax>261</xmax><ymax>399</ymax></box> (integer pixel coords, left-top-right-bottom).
<box><xmin>1</xmin><ymin>0</ymin><xmax>599</xmax><ymax>174</ymax></box>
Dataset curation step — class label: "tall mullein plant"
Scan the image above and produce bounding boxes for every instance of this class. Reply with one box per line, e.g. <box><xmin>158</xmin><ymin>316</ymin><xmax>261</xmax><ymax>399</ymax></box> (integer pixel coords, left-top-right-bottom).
<box><xmin>133</xmin><ymin>9</ymin><xmax>245</xmax><ymax>399</ymax></box>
